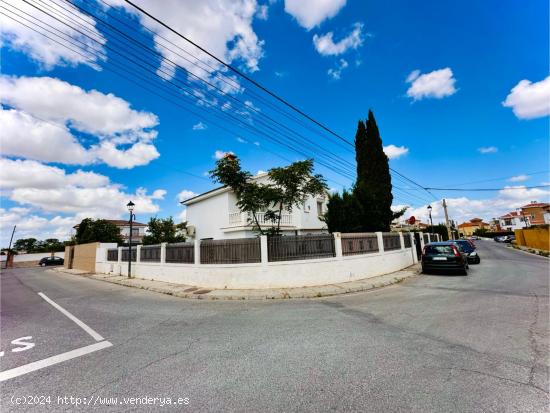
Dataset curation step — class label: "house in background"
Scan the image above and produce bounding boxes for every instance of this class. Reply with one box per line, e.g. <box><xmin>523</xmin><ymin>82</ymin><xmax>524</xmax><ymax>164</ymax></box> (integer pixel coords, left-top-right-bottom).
<box><xmin>520</xmin><ymin>202</ymin><xmax>550</xmax><ymax>226</ymax></box>
<box><xmin>73</xmin><ymin>219</ymin><xmax>148</xmax><ymax>244</ymax></box>
<box><xmin>457</xmin><ymin>218</ymin><xmax>490</xmax><ymax>237</ymax></box>
<box><xmin>182</xmin><ymin>172</ymin><xmax>328</xmax><ymax>240</ymax></box>
<box><xmin>498</xmin><ymin>211</ymin><xmax>527</xmax><ymax>231</ymax></box>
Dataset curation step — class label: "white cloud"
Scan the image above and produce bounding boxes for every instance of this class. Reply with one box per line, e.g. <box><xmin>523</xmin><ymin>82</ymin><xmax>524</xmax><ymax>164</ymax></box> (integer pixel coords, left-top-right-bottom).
<box><xmin>256</xmin><ymin>4</ymin><xmax>269</xmax><ymax>20</ymax></box>
<box><xmin>106</xmin><ymin>0</ymin><xmax>265</xmax><ymax>86</ymax></box>
<box><xmin>327</xmin><ymin>59</ymin><xmax>349</xmax><ymax>80</ymax></box>
<box><xmin>214</xmin><ymin>150</ymin><xmax>234</xmax><ymax>159</ymax></box>
<box><xmin>478</xmin><ymin>146</ymin><xmax>498</xmax><ymax>154</ymax></box>
<box><xmin>237</xmin><ymin>137</ymin><xmax>247</xmax><ymax>143</ymax></box>
<box><xmin>0</xmin><ymin>76</ymin><xmax>160</xmax><ymax>168</ymax></box>
<box><xmin>0</xmin><ymin>0</ymin><xmax>106</xmax><ymax>70</ymax></box>
<box><xmin>192</xmin><ymin>121</ymin><xmax>207</xmax><ymax>130</ymax></box>
<box><xmin>177</xmin><ymin>190</ymin><xmax>198</xmax><ymax>202</ymax></box>
<box><xmin>383</xmin><ymin>145</ymin><xmax>409</xmax><ymax>159</ymax></box>
<box><xmin>406</xmin><ymin>68</ymin><xmax>457</xmax><ymax>100</ymax></box>
<box><xmin>508</xmin><ymin>174</ymin><xmax>529</xmax><ymax>183</ymax></box>
<box><xmin>313</xmin><ymin>23</ymin><xmax>364</xmax><ymax>56</ymax></box>
<box><xmin>502</xmin><ymin>76</ymin><xmax>550</xmax><ymax>119</ymax></box>
<box><xmin>284</xmin><ymin>0</ymin><xmax>347</xmax><ymax>30</ymax></box>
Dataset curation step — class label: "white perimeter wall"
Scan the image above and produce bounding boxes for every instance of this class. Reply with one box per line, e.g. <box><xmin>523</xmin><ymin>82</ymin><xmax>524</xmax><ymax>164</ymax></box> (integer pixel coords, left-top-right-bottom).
<box><xmin>96</xmin><ymin>233</ymin><xmax>419</xmax><ymax>290</ymax></box>
<box><xmin>0</xmin><ymin>252</ymin><xmax>65</xmax><ymax>262</ymax></box>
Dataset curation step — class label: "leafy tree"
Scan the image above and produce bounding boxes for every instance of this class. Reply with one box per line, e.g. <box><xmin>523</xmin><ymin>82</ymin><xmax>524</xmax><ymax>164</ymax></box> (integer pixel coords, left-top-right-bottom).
<box><xmin>210</xmin><ymin>154</ymin><xmax>327</xmax><ymax>235</ymax></box>
<box><xmin>323</xmin><ymin>189</ymin><xmax>361</xmax><ymax>232</ymax></box>
<box><xmin>13</xmin><ymin>238</ymin><xmax>37</xmax><ymax>252</ymax></box>
<box><xmin>142</xmin><ymin>217</ymin><xmax>186</xmax><ymax>245</ymax></box>
<box><xmin>75</xmin><ymin>218</ymin><xmax>123</xmax><ymax>244</ymax></box>
<box><xmin>353</xmin><ymin>110</ymin><xmax>394</xmax><ymax>231</ymax></box>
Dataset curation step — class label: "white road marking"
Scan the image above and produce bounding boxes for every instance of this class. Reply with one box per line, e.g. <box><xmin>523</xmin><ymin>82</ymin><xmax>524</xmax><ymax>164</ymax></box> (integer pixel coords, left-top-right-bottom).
<box><xmin>0</xmin><ymin>341</ymin><xmax>112</xmax><ymax>382</ymax></box>
<box><xmin>37</xmin><ymin>292</ymin><xmax>104</xmax><ymax>341</ymax></box>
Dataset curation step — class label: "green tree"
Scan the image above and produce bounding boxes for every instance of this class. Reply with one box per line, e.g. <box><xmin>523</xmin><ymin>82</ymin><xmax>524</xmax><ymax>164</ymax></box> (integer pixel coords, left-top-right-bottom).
<box><xmin>323</xmin><ymin>189</ymin><xmax>362</xmax><ymax>232</ymax></box>
<box><xmin>353</xmin><ymin>110</ymin><xmax>394</xmax><ymax>231</ymax></box>
<box><xmin>142</xmin><ymin>217</ymin><xmax>186</xmax><ymax>245</ymax></box>
<box><xmin>210</xmin><ymin>154</ymin><xmax>327</xmax><ymax>235</ymax></box>
<box><xmin>13</xmin><ymin>238</ymin><xmax>37</xmax><ymax>252</ymax></box>
<box><xmin>75</xmin><ymin>218</ymin><xmax>123</xmax><ymax>244</ymax></box>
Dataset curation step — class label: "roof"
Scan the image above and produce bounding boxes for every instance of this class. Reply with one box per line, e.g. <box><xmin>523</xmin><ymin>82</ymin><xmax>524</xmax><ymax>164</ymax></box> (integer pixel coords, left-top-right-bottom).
<box><xmin>73</xmin><ymin>219</ymin><xmax>147</xmax><ymax>229</ymax></box>
<box><xmin>181</xmin><ymin>185</ymin><xmax>227</xmax><ymax>205</ymax></box>
<box><xmin>499</xmin><ymin>211</ymin><xmax>524</xmax><ymax>219</ymax></box>
<box><xmin>458</xmin><ymin>220</ymin><xmax>488</xmax><ymax>228</ymax></box>
<box><xmin>521</xmin><ymin>202</ymin><xmax>550</xmax><ymax>209</ymax></box>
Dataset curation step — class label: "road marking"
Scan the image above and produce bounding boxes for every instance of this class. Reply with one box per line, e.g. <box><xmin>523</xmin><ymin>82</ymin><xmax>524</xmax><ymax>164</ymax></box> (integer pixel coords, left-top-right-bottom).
<box><xmin>0</xmin><ymin>341</ymin><xmax>112</xmax><ymax>382</ymax></box>
<box><xmin>38</xmin><ymin>292</ymin><xmax>104</xmax><ymax>341</ymax></box>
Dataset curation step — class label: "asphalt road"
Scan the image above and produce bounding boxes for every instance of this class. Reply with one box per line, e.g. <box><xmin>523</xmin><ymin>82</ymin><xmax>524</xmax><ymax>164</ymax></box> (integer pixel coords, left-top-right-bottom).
<box><xmin>1</xmin><ymin>240</ymin><xmax>548</xmax><ymax>412</ymax></box>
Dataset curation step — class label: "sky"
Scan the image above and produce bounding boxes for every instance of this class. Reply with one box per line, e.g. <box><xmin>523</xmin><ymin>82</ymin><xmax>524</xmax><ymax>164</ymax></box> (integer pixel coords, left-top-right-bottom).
<box><xmin>1</xmin><ymin>0</ymin><xmax>549</xmax><ymax>245</ymax></box>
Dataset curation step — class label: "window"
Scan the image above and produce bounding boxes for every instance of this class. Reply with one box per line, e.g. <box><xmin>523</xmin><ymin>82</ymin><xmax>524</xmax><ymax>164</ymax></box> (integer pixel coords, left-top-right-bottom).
<box><xmin>132</xmin><ymin>228</ymin><xmax>139</xmax><ymax>236</ymax></box>
<box><xmin>317</xmin><ymin>201</ymin><xmax>323</xmax><ymax>216</ymax></box>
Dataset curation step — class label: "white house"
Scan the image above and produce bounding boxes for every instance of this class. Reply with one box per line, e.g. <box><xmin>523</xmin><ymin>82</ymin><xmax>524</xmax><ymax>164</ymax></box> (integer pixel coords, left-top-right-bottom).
<box><xmin>182</xmin><ymin>173</ymin><xmax>329</xmax><ymax>240</ymax></box>
<box><xmin>73</xmin><ymin>219</ymin><xmax>148</xmax><ymax>244</ymax></box>
<box><xmin>498</xmin><ymin>211</ymin><xmax>527</xmax><ymax>231</ymax></box>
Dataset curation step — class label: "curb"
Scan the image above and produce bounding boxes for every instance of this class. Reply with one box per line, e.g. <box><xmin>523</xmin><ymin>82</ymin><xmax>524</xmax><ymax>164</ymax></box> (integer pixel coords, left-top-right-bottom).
<box><xmin>51</xmin><ymin>265</ymin><xmax>420</xmax><ymax>301</ymax></box>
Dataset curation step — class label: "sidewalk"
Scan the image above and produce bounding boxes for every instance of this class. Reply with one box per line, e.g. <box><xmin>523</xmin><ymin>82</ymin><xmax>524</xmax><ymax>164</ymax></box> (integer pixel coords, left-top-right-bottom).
<box><xmin>52</xmin><ymin>265</ymin><xmax>421</xmax><ymax>300</ymax></box>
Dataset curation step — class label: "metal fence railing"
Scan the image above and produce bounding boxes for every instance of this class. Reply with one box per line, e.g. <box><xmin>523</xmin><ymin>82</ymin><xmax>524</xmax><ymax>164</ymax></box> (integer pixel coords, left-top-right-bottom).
<box><xmin>341</xmin><ymin>233</ymin><xmax>379</xmax><ymax>256</ymax></box>
<box><xmin>403</xmin><ymin>234</ymin><xmax>412</xmax><ymax>248</ymax></box>
<box><xmin>423</xmin><ymin>234</ymin><xmax>430</xmax><ymax>244</ymax></box>
<box><xmin>383</xmin><ymin>233</ymin><xmax>401</xmax><ymax>251</ymax></box>
<box><xmin>268</xmin><ymin>234</ymin><xmax>335</xmax><ymax>262</ymax></box>
<box><xmin>200</xmin><ymin>238</ymin><xmax>261</xmax><ymax>264</ymax></box>
<box><xmin>107</xmin><ymin>248</ymin><xmax>118</xmax><ymax>262</ymax></box>
<box><xmin>140</xmin><ymin>245</ymin><xmax>161</xmax><ymax>262</ymax></box>
<box><xmin>166</xmin><ymin>242</ymin><xmax>194</xmax><ymax>264</ymax></box>
<box><xmin>121</xmin><ymin>248</ymin><xmax>136</xmax><ymax>262</ymax></box>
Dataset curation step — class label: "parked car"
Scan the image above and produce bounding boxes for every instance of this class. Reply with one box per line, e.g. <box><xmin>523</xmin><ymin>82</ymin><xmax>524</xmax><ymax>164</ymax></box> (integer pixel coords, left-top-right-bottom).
<box><xmin>503</xmin><ymin>235</ymin><xmax>516</xmax><ymax>243</ymax></box>
<box><xmin>421</xmin><ymin>242</ymin><xmax>469</xmax><ymax>275</ymax></box>
<box><xmin>451</xmin><ymin>240</ymin><xmax>481</xmax><ymax>264</ymax></box>
<box><xmin>38</xmin><ymin>256</ymin><xmax>64</xmax><ymax>266</ymax></box>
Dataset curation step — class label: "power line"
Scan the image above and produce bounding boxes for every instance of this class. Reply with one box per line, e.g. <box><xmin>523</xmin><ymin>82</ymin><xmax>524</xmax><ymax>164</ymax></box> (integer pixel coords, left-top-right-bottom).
<box><xmin>425</xmin><ymin>185</ymin><xmax>550</xmax><ymax>191</ymax></box>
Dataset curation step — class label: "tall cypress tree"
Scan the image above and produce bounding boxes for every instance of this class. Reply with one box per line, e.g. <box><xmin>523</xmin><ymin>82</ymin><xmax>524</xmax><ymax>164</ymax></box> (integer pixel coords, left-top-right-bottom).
<box><xmin>353</xmin><ymin>110</ymin><xmax>393</xmax><ymax>231</ymax></box>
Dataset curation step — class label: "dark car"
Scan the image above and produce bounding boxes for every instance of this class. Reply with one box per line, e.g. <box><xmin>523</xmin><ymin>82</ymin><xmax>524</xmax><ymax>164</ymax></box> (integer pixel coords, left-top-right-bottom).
<box><xmin>38</xmin><ymin>256</ymin><xmax>64</xmax><ymax>266</ymax></box>
<box><xmin>503</xmin><ymin>235</ymin><xmax>516</xmax><ymax>243</ymax></box>
<box><xmin>451</xmin><ymin>239</ymin><xmax>481</xmax><ymax>264</ymax></box>
<box><xmin>421</xmin><ymin>242</ymin><xmax>469</xmax><ymax>275</ymax></box>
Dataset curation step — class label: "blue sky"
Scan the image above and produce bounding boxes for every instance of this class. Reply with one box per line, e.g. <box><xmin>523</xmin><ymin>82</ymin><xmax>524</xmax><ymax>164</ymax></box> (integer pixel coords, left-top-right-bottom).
<box><xmin>1</xmin><ymin>0</ymin><xmax>549</xmax><ymax>244</ymax></box>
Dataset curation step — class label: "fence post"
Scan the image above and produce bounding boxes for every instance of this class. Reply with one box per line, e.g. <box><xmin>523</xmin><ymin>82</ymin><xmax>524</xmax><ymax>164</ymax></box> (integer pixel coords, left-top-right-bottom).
<box><xmin>376</xmin><ymin>232</ymin><xmax>384</xmax><ymax>253</ymax></box>
<box><xmin>117</xmin><ymin>246</ymin><xmax>123</xmax><ymax>276</ymax></box>
<box><xmin>333</xmin><ymin>232</ymin><xmax>343</xmax><ymax>258</ymax></box>
<box><xmin>136</xmin><ymin>245</ymin><xmax>142</xmax><ymax>263</ymax></box>
<box><xmin>410</xmin><ymin>233</ymin><xmax>418</xmax><ymax>264</ymax></box>
<box><xmin>260</xmin><ymin>235</ymin><xmax>268</xmax><ymax>266</ymax></box>
<box><xmin>399</xmin><ymin>232</ymin><xmax>405</xmax><ymax>249</ymax></box>
<box><xmin>419</xmin><ymin>232</ymin><xmax>425</xmax><ymax>250</ymax></box>
<box><xmin>160</xmin><ymin>243</ymin><xmax>166</xmax><ymax>264</ymax></box>
<box><xmin>194</xmin><ymin>240</ymin><xmax>201</xmax><ymax>266</ymax></box>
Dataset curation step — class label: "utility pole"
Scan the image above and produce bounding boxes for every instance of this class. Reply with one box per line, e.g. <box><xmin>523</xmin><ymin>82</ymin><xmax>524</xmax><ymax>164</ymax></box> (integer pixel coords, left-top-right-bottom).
<box><xmin>4</xmin><ymin>225</ymin><xmax>16</xmax><ymax>269</ymax></box>
<box><xmin>442</xmin><ymin>199</ymin><xmax>452</xmax><ymax>240</ymax></box>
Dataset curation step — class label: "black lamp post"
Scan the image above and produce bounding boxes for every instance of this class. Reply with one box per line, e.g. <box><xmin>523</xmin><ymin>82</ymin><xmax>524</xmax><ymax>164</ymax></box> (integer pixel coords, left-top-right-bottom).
<box><xmin>427</xmin><ymin>205</ymin><xmax>433</xmax><ymax>236</ymax></box>
<box><xmin>126</xmin><ymin>200</ymin><xmax>135</xmax><ymax>279</ymax></box>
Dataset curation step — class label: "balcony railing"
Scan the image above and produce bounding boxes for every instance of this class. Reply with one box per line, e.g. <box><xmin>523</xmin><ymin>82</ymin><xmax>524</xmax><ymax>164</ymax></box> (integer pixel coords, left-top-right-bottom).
<box><xmin>228</xmin><ymin>211</ymin><xmax>293</xmax><ymax>227</ymax></box>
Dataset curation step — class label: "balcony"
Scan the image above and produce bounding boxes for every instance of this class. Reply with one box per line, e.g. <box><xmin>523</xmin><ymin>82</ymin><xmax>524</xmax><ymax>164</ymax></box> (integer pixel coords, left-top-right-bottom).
<box><xmin>228</xmin><ymin>211</ymin><xmax>293</xmax><ymax>227</ymax></box>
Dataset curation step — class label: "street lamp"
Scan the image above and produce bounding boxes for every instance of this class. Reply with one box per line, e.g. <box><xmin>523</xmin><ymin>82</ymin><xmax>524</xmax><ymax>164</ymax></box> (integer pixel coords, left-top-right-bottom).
<box><xmin>126</xmin><ymin>200</ymin><xmax>135</xmax><ymax>279</ymax></box>
<box><xmin>427</xmin><ymin>205</ymin><xmax>433</xmax><ymax>236</ymax></box>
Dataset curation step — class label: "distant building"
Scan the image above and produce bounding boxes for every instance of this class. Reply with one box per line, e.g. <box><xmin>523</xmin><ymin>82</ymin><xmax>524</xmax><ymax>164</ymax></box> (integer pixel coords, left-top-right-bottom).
<box><xmin>73</xmin><ymin>219</ymin><xmax>148</xmax><ymax>244</ymax></box>
<box><xmin>457</xmin><ymin>218</ymin><xmax>490</xmax><ymax>237</ymax></box>
<box><xmin>498</xmin><ymin>211</ymin><xmax>527</xmax><ymax>231</ymax></box>
<box><xmin>520</xmin><ymin>202</ymin><xmax>550</xmax><ymax>226</ymax></box>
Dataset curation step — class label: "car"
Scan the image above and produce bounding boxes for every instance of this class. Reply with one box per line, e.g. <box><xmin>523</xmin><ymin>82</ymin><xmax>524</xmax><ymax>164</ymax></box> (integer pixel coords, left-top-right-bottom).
<box><xmin>471</xmin><ymin>236</ymin><xmax>480</xmax><ymax>240</ymax></box>
<box><xmin>503</xmin><ymin>235</ymin><xmax>516</xmax><ymax>243</ymax></box>
<box><xmin>421</xmin><ymin>242</ymin><xmax>469</xmax><ymax>275</ymax></box>
<box><xmin>451</xmin><ymin>239</ymin><xmax>481</xmax><ymax>264</ymax></box>
<box><xmin>38</xmin><ymin>256</ymin><xmax>64</xmax><ymax>266</ymax></box>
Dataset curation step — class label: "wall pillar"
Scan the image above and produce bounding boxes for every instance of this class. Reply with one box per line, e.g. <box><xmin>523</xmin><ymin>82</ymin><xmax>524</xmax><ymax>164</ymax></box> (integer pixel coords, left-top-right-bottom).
<box><xmin>136</xmin><ymin>245</ymin><xmax>142</xmax><ymax>263</ymax></box>
<box><xmin>376</xmin><ymin>232</ymin><xmax>384</xmax><ymax>253</ymax></box>
<box><xmin>260</xmin><ymin>235</ymin><xmax>268</xmax><ymax>266</ymax></box>
<box><xmin>333</xmin><ymin>232</ymin><xmax>343</xmax><ymax>258</ymax></box>
<box><xmin>411</xmin><ymin>233</ymin><xmax>418</xmax><ymax>264</ymax></box>
<box><xmin>419</xmin><ymin>232</ymin><xmax>425</xmax><ymax>250</ymax></box>
<box><xmin>194</xmin><ymin>240</ymin><xmax>201</xmax><ymax>266</ymax></box>
<box><xmin>399</xmin><ymin>232</ymin><xmax>405</xmax><ymax>249</ymax></box>
<box><xmin>160</xmin><ymin>243</ymin><xmax>166</xmax><ymax>264</ymax></box>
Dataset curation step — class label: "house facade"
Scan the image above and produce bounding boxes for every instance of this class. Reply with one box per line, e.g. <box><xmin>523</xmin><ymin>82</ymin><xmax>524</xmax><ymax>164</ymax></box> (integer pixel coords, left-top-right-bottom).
<box><xmin>73</xmin><ymin>219</ymin><xmax>148</xmax><ymax>244</ymax></box>
<box><xmin>457</xmin><ymin>218</ymin><xmax>490</xmax><ymax>237</ymax></box>
<box><xmin>520</xmin><ymin>202</ymin><xmax>550</xmax><ymax>226</ymax></box>
<box><xmin>498</xmin><ymin>211</ymin><xmax>527</xmax><ymax>231</ymax></box>
<box><xmin>182</xmin><ymin>173</ymin><xmax>329</xmax><ymax>240</ymax></box>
